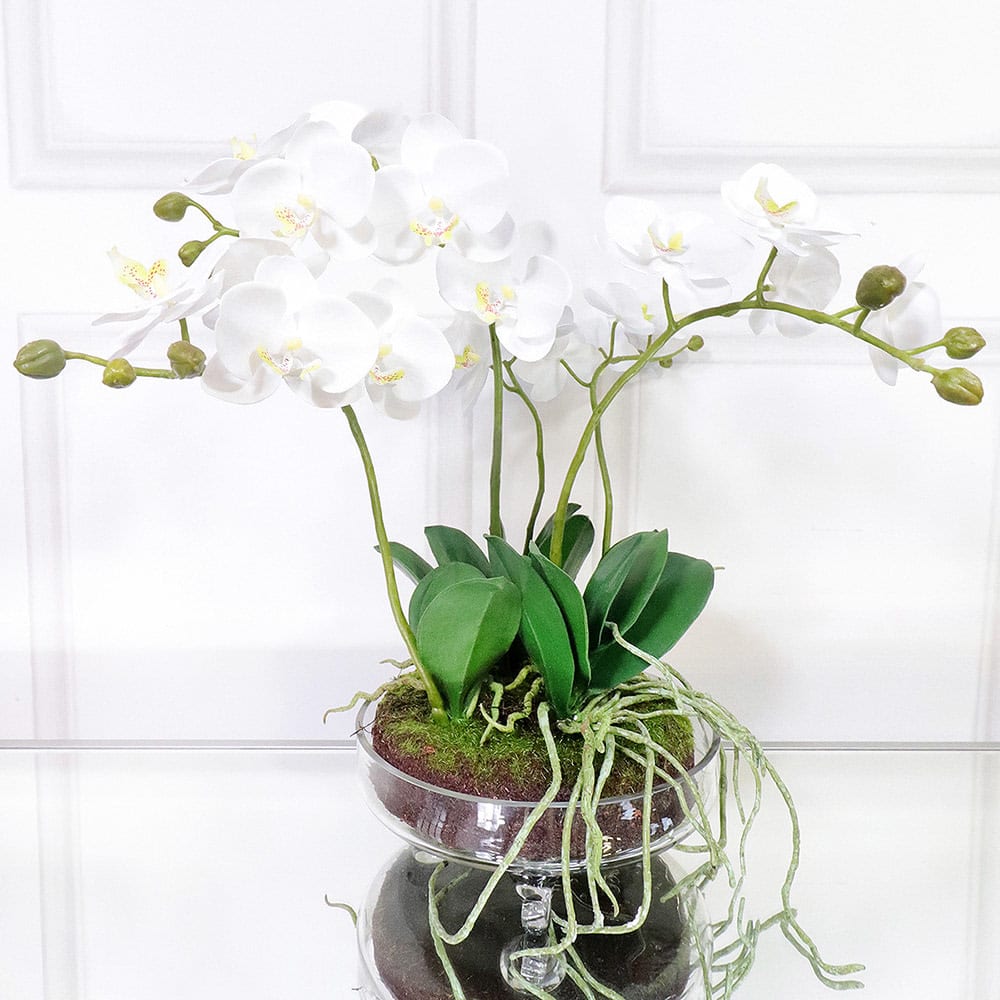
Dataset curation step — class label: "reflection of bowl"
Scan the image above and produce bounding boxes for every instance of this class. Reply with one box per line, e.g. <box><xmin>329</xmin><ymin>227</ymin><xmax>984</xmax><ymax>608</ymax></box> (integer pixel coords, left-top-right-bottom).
<box><xmin>356</xmin><ymin>847</ymin><xmax>711</xmax><ymax>1000</ymax></box>
<box><xmin>355</xmin><ymin>699</ymin><xmax>721</xmax><ymax>873</ymax></box>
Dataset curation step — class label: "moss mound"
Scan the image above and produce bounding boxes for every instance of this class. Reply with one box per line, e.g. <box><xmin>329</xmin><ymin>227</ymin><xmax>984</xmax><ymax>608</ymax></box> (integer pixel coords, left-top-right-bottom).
<box><xmin>370</xmin><ymin>678</ymin><xmax>695</xmax><ymax>802</ymax></box>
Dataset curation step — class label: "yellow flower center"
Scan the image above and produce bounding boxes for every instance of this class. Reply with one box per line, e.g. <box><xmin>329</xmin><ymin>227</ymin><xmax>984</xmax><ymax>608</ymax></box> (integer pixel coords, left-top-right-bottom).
<box><xmin>475</xmin><ymin>282</ymin><xmax>515</xmax><ymax>324</ymax></box>
<box><xmin>753</xmin><ymin>177</ymin><xmax>798</xmax><ymax>218</ymax></box>
<box><xmin>410</xmin><ymin>196</ymin><xmax>460</xmax><ymax>247</ymax></box>
<box><xmin>256</xmin><ymin>339</ymin><xmax>321</xmax><ymax>380</ymax></box>
<box><xmin>648</xmin><ymin>226</ymin><xmax>686</xmax><ymax>256</ymax></box>
<box><xmin>455</xmin><ymin>345</ymin><xmax>480</xmax><ymax>369</ymax></box>
<box><xmin>111</xmin><ymin>248</ymin><xmax>170</xmax><ymax>301</ymax></box>
<box><xmin>273</xmin><ymin>195</ymin><xmax>315</xmax><ymax>239</ymax></box>
<box><xmin>370</xmin><ymin>363</ymin><xmax>406</xmax><ymax>385</ymax></box>
<box><xmin>230</xmin><ymin>136</ymin><xmax>257</xmax><ymax>161</ymax></box>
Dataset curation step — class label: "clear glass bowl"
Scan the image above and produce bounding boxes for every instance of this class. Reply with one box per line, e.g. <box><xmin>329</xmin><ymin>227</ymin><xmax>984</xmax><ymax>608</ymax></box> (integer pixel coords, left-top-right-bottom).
<box><xmin>357</xmin><ymin>846</ymin><xmax>711</xmax><ymax>1000</ymax></box>
<box><xmin>355</xmin><ymin>698</ymin><xmax>721</xmax><ymax>873</ymax></box>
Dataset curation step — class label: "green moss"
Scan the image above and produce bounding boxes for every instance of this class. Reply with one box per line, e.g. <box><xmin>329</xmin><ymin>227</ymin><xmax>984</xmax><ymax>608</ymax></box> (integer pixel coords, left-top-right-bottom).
<box><xmin>372</xmin><ymin>677</ymin><xmax>695</xmax><ymax>801</ymax></box>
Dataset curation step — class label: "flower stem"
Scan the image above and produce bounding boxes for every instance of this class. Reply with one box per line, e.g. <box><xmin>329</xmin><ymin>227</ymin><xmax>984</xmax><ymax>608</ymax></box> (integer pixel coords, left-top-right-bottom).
<box><xmin>590</xmin><ymin>377</ymin><xmax>614</xmax><ymax>556</ymax></box>
<box><xmin>503</xmin><ymin>361</ymin><xmax>546</xmax><ymax>553</ymax></box>
<box><xmin>63</xmin><ymin>351</ymin><xmax>177</xmax><ymax>379</ymax></box>
<box><xmin>341</xmin><ymin>404</ymin><xmax>446</xmax><ymax>722</ymax></box>
<box><xmin>178</xmin><ymin>317</ymin><xmax>190</xmax><ymax>343</ymax></box>
<box><xmin>488</xmin><ymin>324</ymin><xmax>505</xmax><ymax>539</ymax></box>
<box><xmin>756</xmin><ymin>247</ymin><xmax>778</xmax><ymax>302</ymax></box>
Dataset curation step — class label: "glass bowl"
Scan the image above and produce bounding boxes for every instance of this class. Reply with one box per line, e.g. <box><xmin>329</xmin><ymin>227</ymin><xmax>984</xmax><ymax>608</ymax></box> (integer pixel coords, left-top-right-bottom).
<box><xmin>355</xmin><ymin>697</ymin><xmax>721</xmax><ymax>873</ymax></box>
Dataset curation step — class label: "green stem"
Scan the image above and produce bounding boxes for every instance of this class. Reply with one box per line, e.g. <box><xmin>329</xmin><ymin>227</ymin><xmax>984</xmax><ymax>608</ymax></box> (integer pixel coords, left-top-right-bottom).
<box><xmin>178</xmin><ymin>317</ymin><xmax>190</xmax><ymax>344</ymax></box>
<box><xmin>503</xmin><ymin>361</ymin><xmax>546</xmax><ymax>553</ymax></box>
<box><xmin>341</xmin><ymin>405</ymin><xmax>446</xmax><ymax>721</ymax></box>
<box><xmin>590</xmin><ymin>377</ymin><xmax>614</xmax><ymax>556</ymax></box>
<box><xmin>755</xmin><ymin>247</ymin><xmax>778</xmax><ymax>302</ymax></box>
<box><xmin>63</xmin><ymin>351</ymin><xmax>177</xmax><ymax>379</ymax></box>
<box><xmin>488</xmin><ymin>324</ymin><xmax>505</xmax><ymax>539</ymax></box>
<box><xmin>547</xmin><ymin>294</ymin><xmax>937</xmax><ymax>565</ymax></box>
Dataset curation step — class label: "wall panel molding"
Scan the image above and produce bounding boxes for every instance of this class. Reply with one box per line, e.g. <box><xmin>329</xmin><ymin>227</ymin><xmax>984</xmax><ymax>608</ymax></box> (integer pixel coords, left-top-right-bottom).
<box><xmin>5</xmin><ymin>0</ymin><xmax>479</xmax><ymax>189</ymax></box>
<box><xmin>602</xmin><ymin>0</ymin><xmax>1000</xmax><ymax>194</ymax></box>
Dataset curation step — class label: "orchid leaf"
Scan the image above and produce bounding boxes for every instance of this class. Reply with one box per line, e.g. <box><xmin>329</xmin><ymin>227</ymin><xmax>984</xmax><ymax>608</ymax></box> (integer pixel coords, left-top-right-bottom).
<box><xmin>528</xmin><ymin>542</ymin><xmax>590</xmax><ymax>689</ymax></box>
<box><xmin>605</xmin><ymin>530</ymin><xmax>669</xmax><ymax>637</ymax></box>
<box><xmin>582</xmin><ymin>531</ymin><xmax>652</xmax><ymax>645</ymax></box>
<box><xmin>588</xmin><ymin>552</ymin><xmax>715</xmax><ymax>691</ymax></box>
<box><xmin>424</xmin><ymin>524</ymin><xmax>492</xmax><ymax>576</ymax></box>
<box><xmin>535</xmin><ymin>504</ymin><xmax>595</xmax><ymax>580</ymax></box>
<box><xmin>408</xmin><ymin>562</ymin><xmax>485</xmax><ymax>629</ymax></box>
<box><xmin>486</xmin><ymin>535</ymin><xmax>577</xmax><ymax>718</ymax></box>
<box><xmin>415</xmin><ymin>577</ymin><xmax>521</xmax><ymax>718</ymax></box>
<box><xmin>376</xmin><ymin>541</ymin><xmax>433</xmax><ymax>585</ymax></box>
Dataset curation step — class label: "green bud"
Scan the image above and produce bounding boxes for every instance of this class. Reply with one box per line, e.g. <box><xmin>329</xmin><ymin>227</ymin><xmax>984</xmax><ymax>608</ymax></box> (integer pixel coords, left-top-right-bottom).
<box><xmin>931</xmin><ymin>367</ymin><xmax>983</xmax><ymax>406</ymax></box>
<box><xmin>657</xmin><ymin>357</ymin><xmax>674</xmax><ymax>369</ymax></box>
<box><xmin>167</xmin><ymin>340</ymin><xmax>206</xmax><ymax>378</ymax></box>
<box><xmin>856</xmin><ymin>265</ymin><xmax>907</xmax><ymax>310</ymax></box>
<box><xmin>687</xmin><ymin>335</ymin><xmax>705</xmax><ymax>352</ymax></box>
<box><xmin>943</xmin><ymin>326</ymin><xmax>986</xmax><ymax>360</ymax></box>
<box><xmin>153</xmin><ymin>191</ymin><xmax>194</xmax><ymax>222</ymax></box>
<box><xmin>103</xmin><ymin>358</ymin><xmax>137</xmax><ymax>388</ymax></box>
<box><xmin>178</xmin><ymin>240</ymin><xmax>206</xmax><ymax>267</ymax></box>
<box><xmin>14</xmin><ymin>339</ymin><xmax>66</xmax><ymax>379</ymax></box>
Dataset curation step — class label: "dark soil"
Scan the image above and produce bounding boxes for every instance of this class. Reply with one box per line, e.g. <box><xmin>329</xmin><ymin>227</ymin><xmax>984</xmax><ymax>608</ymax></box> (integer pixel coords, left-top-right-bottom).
<box><xmin>365</xmin><ymin>681</ymin><xmax>701</xmax><ymax>865</ymax></box>
<box><xmin>368</xmin><ymin>850</ymin><xmax>699</xmax><ymax>1000</ymax></box>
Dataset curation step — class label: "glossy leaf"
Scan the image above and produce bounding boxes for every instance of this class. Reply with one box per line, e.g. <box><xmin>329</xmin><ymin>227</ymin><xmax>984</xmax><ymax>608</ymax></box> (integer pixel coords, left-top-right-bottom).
<box><xmin>486</xmin><ymin>535</ymin><xmax>578</xmax><ymax>718</ymax></box>
<box><xmin>582</xmin><ymin>531</ymin><xmax>652</xmax><ymax>645</ymax></box>
<box><xmin>415</xmin><ymin>577</ymin><xmax>522</xmax><ymax>717</ymax></box>
<box><xmin>604</xmin><ymin>530</ymin><xmax>669</xmax><ymax>637</ymax></box>
<box><xmin>535</xmin><ymin>504</ymin><xmax>594</xmax><ymax>580</ymax></box>
<box><xmin>424</xmin><ymin>524</ymin><xmax>492</xmax><ymax>576</ymax></box>
<box><xmin>528</xmin><ymin>542</ymin><xmax>590</xmax><ymax>689</ymax></box>
<box><xmin>588</xmin><ymin>552</ymin><xmax>715</xmax><ymax>691</ymax></box>
<box><xmin>376</xmin><ymin>541</ymin><xmax>433</xmax><ymax>585</ymax></box>
<box><xmin>408</xmin><ymin>562</ymin><xmax>485</xmax><ymax>629</ymax></box>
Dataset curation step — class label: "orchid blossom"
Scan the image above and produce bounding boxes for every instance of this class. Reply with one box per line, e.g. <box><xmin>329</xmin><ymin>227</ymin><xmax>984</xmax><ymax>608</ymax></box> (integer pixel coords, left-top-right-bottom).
<box><xmin>201</xmin><ymin>257</ymin><xmax>380</xmax><ymax>406</ymax></box>
<box><xmin>722</xmin><ymin>163</ymin><xmax>856</xmax><ymax>256</ymax></box>
<box><xmin>435</xmin><ymin>250</ymin><xmax>572</xmax><ymax>363</ymax></box>
<box><xmin>93</xmin><ymin>248</ymin><xmax>223</xmax><ymax>356</ymax></box>
<box><xmin>366</xmin><ymin>113</ymin><xmax>514</xmax><ymax>264</ymax></box>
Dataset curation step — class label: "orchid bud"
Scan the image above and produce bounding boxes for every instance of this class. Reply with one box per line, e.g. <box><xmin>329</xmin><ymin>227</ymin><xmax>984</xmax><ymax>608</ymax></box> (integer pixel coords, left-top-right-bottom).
<box><xmin>153</xmin><ymin>192</ymin><xmax>193</xmax><ymax>222</ymax></box>
<box><xmin>943</xmin><ymin>326</ymin><xmax>985</xmax><ymax>360</ymax></box>
<box><xmin>687</xmin><ymin>335</ymin><xmax>705</xmax><ymax>352</ymax></box>
<box><xmin>14</xmin><ymin>339</ymin><xmax>66</xmax><ymax>379</ymax></box>
<box><xmin>931</xmin><ymin>367</ymin><xmax>983</xmax><ymax>406</ymax></box>
<box><xmin>658</xmin><ymin>357</ymin><xmax>673</xmax><ymax>369</ymax></box>
<box><xmin>167</xmin><ymin>340</ymin><xmax>206</xmax><ymax>378</ymax></box>
<box><xmin>856</xmin><ymin>265</ymin><xmax>907</xmax><ymax>310</ymax></box>
<box><xmin>103</xmin><ymin>358</ymin><xmax>137</xmax><ymax>388</ymax></box>
<box><xmin>178</xmin><ymin>240</ymin><xmax>206</xmax><ymax>267</ymax></box>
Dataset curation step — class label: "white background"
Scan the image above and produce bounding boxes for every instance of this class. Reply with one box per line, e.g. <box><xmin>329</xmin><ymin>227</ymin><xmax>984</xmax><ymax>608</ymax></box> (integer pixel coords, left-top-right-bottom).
<box><xmin>2</xmin><ymin>2</ymin><xmax>1000</xmax><ymax>998</ymax></box>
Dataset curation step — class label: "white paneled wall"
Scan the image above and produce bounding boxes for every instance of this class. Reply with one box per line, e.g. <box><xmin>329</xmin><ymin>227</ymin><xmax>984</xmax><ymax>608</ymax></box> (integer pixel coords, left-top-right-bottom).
<box><xmin>2</xmin><ymin>0</ymin><xmax>998</xmax><ymax>744</ymax></box>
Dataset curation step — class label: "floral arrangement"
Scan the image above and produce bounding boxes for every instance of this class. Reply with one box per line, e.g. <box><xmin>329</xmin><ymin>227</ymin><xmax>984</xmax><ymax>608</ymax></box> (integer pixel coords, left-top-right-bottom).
<box><xmin>12</xmin><ymin>101</ymin><xmax>987</xmax><ymax>999</ymax></box>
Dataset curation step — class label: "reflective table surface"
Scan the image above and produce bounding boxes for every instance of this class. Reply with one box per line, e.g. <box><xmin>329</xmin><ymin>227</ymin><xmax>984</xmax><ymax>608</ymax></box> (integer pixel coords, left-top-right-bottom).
<box><xmin>2</xmin><ymin>742</ymin><xmax>997</xmax><ymax>1000</ymax></box>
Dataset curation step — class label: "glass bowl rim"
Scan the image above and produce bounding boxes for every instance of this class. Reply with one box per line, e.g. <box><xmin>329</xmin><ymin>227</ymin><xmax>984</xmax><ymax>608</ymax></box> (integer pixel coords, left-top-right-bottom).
<box><xmin>355</xmin><ymin>695</ymin><xmax>722</xmax><ymax>809</ymax></box>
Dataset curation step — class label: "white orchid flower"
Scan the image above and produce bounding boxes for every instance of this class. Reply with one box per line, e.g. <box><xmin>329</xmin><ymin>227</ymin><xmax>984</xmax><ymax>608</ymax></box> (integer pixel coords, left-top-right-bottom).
<box><xmin>231</xmin><ymin>121</ymin><xmax>376</xmax><ymax>260</ymax></box>
<box><xmin>441</xmin><ymin>313</ymin><xmax>493</xmax><ymax>409</ymax></box>
<box><xmin>722</xmin><ymin>163</ymin><xmax>856</xmax><ymax>256</ymax></box>
<box><xmin>201</xmin><ymin>257</ymin><xmax>380</xmax><ymax>406</ymax></box>
<box><xmin>436</xmin><ymin>250</ymin><xmax>572</xmax><ymax>363</ymax></box>
<box><xmin>185</xmin><ymin>115</ymin><xmax>307</xmax><ymax>195</ymax></box>
<box><xmin>200</xmin><ymin>237</ymin><xmax>330</xmax><ymax>330</ymax></box>
<box><xmin>604</xmin><ymin>197</ymin><xmax>752</xmax><ymax>289</ymax></box>
<box><xmin>348</xmin><ymin>288</ymin><xmax>455</xmax><ymax>419</ymax></box>
<box><xmin>749</xmin><ymin>247</ymin><xmax>842</xmax><ymax>337</ymax></box>
<box><xmin>513</xmin><ymin>308</ymin><xmax>601</xmax><ymax>402</ymax></box>
<box><xmin>367</xmin><ymin>113</ymin><xmax>514</xmax><ymax>264</ymax></box>
<box><xmin>866</xmin><ymin>256</ymin><xmax>941</xmax><ymax>386</ymax></box>
<box><xmin>584</xmin><ymin>282</ymin><xmax>664</xmax><ymax>347</ymax></box>
<box><xmin>92</xmin><ymin>248</ymin><xmax>223</xmax><ymax>356</ymax></box>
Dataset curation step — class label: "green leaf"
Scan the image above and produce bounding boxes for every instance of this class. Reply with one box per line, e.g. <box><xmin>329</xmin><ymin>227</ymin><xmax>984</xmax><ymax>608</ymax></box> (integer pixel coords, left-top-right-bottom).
<box><xmin>424</xmin><ymin>525</ymin><xmax>492</xmax><ymax>576</ymax></box>
<box><xmin>415</xmin><ymin>577</ymin><xmax>522</xmax><ymax>717</ymax></box>
<box><xmin>376</xmin><ymin>541</ymin><xmax>433</xmax><ymax>585</ymax></box>
<box><xmin>534</xmin><ymin>504</ymin><xmax>594</xmax><ymax>579</ymax></box>
<box><xmin>604</xmin><ymin>530</ymin><xmax>669</xmax><ymax>637</ymax></box>
<box><xmin>582</xmin><ymin>531</ymin><xmax>654</xmax><ymax>646</ymax></box>
<box><xmin>588</xmin><ymin>552</ymin><xmax>715</xmax><ymax>691</ymax></box>
<box><xmin>408</xmin><ymin>562</ymin><xmax>485</xmax><ymax>629</ymax></box>
<box><xmin>486</xmin><ymin>535</ymin><xmax>578</xmax><ymax>718</ymax></box>
<box><xmin>528</xmin><ymin>542</ymin><xmax>590</xmax><ymax>689</ymax></box>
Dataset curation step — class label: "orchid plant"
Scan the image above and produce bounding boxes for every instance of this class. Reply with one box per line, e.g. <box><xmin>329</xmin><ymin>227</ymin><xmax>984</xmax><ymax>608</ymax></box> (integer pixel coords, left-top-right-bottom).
<box><xmin>12</xmin><ymin>102</ymin><xmax>987</xmax><ymax>999</ymax></box>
